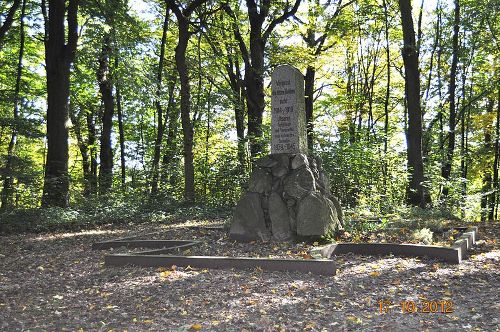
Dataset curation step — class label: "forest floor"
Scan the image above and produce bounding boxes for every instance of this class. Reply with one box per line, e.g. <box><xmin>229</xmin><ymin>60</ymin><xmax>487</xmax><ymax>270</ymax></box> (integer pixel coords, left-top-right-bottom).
<box><xmin>0</xmin><ymin>218</ymin><xmax>498</xmax><ymax>331</ymax></box>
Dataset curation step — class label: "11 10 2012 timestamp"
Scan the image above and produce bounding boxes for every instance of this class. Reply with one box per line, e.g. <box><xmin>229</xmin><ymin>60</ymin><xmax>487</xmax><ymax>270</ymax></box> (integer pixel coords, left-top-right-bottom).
<box><xmin>378</xmin><ymin>299</ymin><xmax>454</xmax><ymax>314</ymax></box>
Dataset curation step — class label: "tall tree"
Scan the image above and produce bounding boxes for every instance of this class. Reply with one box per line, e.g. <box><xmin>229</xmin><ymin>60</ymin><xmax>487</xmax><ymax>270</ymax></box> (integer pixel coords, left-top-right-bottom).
<box><xmin>1</xmin><ymin>0</ymin><xmax>26</xmax><ymax>211</ymax></box>
<box><xmin>151</xmin><ymin>6</ymin><xmax>170</xmax><ymax>196</ymax></box>
<box><xmin>41</xmin><ymin>0</ymin><xmax>79</xmax><ymax>207</ymax></box>
<box><xmin>440</xmin><ymin>0</ymin><xmax>460</xmax><ymax>198</ymax></box>
<box><xmin>225</xmin><ymin>0</ymin><xmax>301</xmax><ymax>159</ymax></box>
<box><xmin>97</xmin><ymin>33</ymin><xmax>114</xmax><ymax>194</ymax></box>
<box><xmin>397</xmin><ymin>0</ymin><xmax>429</xmax><ymax>207</ymax></box>
<box><xmin>166</xmin><ymin>0</ymin><xmax>210</xmax><ymax>202</ymax></box>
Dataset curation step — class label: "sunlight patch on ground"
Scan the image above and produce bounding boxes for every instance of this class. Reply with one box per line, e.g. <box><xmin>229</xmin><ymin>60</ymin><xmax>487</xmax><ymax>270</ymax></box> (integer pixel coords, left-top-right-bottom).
<box><xmin>167</xmin><ymin>220</ymin><xmax>226</xmax><ymax>229</ymax></box>
<box><xmin>336</xmin><ymin>256</ymin><xmax>426</xmax><ymax>277</ymax></box>
<box><xmin>32</xmin><ymin>229</ymin><xmax>127</xmax><ymax>242</ymax></box>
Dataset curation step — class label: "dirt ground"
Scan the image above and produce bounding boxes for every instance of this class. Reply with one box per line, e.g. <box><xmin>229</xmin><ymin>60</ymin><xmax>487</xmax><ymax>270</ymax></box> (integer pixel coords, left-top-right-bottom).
<box><xmin>1</xmin><ymin>220</ymin><xmax>498</xmax><ymax>331</ymax></box>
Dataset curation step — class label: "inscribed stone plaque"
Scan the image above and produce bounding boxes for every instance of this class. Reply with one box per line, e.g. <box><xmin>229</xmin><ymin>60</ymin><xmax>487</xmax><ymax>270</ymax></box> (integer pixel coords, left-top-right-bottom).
<box><xmin>271</xmin><ymin>65</ymin><xmax>308</xmax><ymax>154</ymax></box>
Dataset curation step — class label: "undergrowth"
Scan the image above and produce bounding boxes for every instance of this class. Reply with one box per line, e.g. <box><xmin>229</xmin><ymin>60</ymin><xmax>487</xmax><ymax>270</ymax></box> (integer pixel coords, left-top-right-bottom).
<box><xmin>0</xmin><ymin>191</ymin><xmax>232</xmax><ymax>234</ymax></box>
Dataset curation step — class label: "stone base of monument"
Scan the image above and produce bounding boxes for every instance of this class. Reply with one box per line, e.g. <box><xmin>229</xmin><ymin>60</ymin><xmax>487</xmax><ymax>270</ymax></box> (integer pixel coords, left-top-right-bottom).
<box><xmin>229</xmin><ymin>153</ymin><xmax>343</xmax><ymax>242</ymax></box>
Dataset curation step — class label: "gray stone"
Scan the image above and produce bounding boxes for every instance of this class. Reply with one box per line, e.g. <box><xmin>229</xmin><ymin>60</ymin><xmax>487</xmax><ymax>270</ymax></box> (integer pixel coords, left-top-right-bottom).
<box><xmin>274</xmin><ymin>153</ymin><xmax>291</xmax><ymax>168</ymax></box>
<box><xmin>314</xmin><ymin>155</ymin><xmax>323</xmax><ymax>170</ymax></box>
<box><xmin>257</xmin><ymin>155</ymin><xmax>278</xmax><ymax>168</ymax></box>
<box><xmin>261</xmin><ymin>195</ymin><xmax>269</xmax><ymax>211</ymax></box>
<box><xmin>272</xmin><ymin>177</ymin><xmax>282</xmax><ymax>191</ymax></box>
<box><xmin>271</xmin><ymin>65</ymin><xmax>308</xmax><ymax>154</ymax></box>
<box><xmin>284</xmin><ymin>167</ymin><xmax>316</xmax><ymax>199</ymax></box>
<box><xmin>230</xmin><ymin>192</ymin><xmax>271</xmax><ymax>242</ymax></box>
<box><xmin>268</xmin><ymin>192</ymin><xmax>293</xmax><ymax>241</ymax></box>
<box><xmin>248</xmin><ymin>167</ymin><xmax>272</xmax><ymax>193</ymax></box>
<box><xmin>272</xmin><ymin>165</ymin><xmax>288</xmax><ymax>177</ymax></box>
<box><xmin>296</xmin><ymin>192</ymin><xmax>338</xmax><ymax>236</ymax></box>
<box><xmin>328</xmin><ymin>195</ymin><xmax>343</xmax><ymax>227</ymax></box>
<box><xmin>318</xmin><ymin>170</ymin><xmax>330</xmax><ymax>194</ymax></box>
<box><xmin>291</xmin><ymin>154</ymin><xmax>309</xmax><ymax>169</ymax></box>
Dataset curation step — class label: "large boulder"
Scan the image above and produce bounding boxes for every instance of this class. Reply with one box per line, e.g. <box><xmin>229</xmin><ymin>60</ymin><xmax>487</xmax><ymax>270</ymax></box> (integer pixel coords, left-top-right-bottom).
<box><xmin>268</xmin><ymin>192</ymin><xmax>293</xmax><ymax>241</ymax></box>
<box><xmin>230</xmin><ymin>153</ymin><xmax>342</xmax><ymax>242</ymax></box>
<box><xmin>229</xmin><ymin>192</ymin><xmax>271</xmax><ymax>242</ymax></box>
<box><xmin>248</xmin><ymin>168</ymin><xmax>272</xmax><ymax>194</ymax></box>
<box><xmin>296</xmin><ymin>192</ymin><xmax>338</xmax><ymax>237</ymax></box>
<box><xmin>283</xmin><ymin>167</ymin><xmax>316</xmax><ymax>200</ymax></box>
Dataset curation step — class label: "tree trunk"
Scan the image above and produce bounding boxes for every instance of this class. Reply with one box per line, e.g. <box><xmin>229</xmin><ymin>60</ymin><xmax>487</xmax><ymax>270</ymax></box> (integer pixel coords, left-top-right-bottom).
<box><xmin>382</xmin><ymin>0</ymin><xmax>390</xmax><ymax>191</ymax></box>
<box><xmin>98</xmin><ymin>34</ymin><xmax>114</xmax><ymax>194</ymax></box>
<box><xmin>115</xmin><ymin>72</ymin><xmax>125</xmax><ymax>187</ymax></box>
<box><xmin>304</xmin><ymin>65</ymin><xmax>315</xmax><ymax>151</ymax></box>
<box><xmin>481</xmin><ymin>173</ymin><xmax>492</xmax><ymax>221</ymax></box>
<box><xmin>176</xmin><ymin>18</ymin><xmax>195</xmax><ymax>202</ymax></box>
<box><xmin>398</xmin><ymin>0</ymin><xmax>429</xmax><ymax>207</ymax></box>
<box><xmin>167</xmin><ymin>0</ymin><xmax>209</xmax><ymax>202</ymax></box>
<box><xmin>203</xmin><ymin>83</ymin><xmax>213</xmax><ymax>195</ymax></box>
<box><xmin>233</xmin><ymin>59</ymin><xmax>246</xmax><ymax>170</ymax></box>
<box><xmin>245</xmin><ymin>46</ymin><xmax>265</xmax><ymax>159</ymax></box>
<box><xmin>87</xmin><ymin>111</ymin><xmax>98</xmax><ymax>195</ymax></box>
<box><xmin>161</xmin><ymin>77</ymin><xmax>178</xmax><ymax>186</ymax></box>
<box><xmin>0</xmin><ymin>0</ymin><xmax>21</xmax><ymax>49</ymax></box>
<box><xmin>225</xmin><ymin>0</ymin><xmax>301</xmax><ymax>160</ymax></box>
<box><xmin>493</xmin><ymin>87</ymin><xmax>500</xmax><ymax>220</ymax></box>
<box><xmin>151</xmin><ymin>7</ymin><xmax>169</xmax><ymax>197</ymax></box>
<box><xmin>1</xmin><ymin>0</ymin><xmax>26</xmax><ymax>211</ymax></box>
<box><xmin>69</xmin><ymin>103</ymin><xmax>92</xmax><ymax>196</ymax></box>
<box><xmin>441</xmin><ymin>0</ymin><xmax>460</xmax><ymax>198</ymax></box>
<box><xmin>42</xmin><ymin>0</ymin><xmax>79</xmax><ymax>207</ymax></box>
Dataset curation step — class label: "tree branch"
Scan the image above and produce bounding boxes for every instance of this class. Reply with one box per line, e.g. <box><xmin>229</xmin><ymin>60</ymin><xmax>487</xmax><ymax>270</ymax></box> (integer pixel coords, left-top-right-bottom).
<box><xmin>263</xmin><ymin>0</ymin><xmax>301</xmax><ymax>42</ymax></box>
<box><xmin>223</xmin><ymin>3</ymin><xmax>250</xmax><ymax>67</ymax></box>
<box><xmin>0</xmin><ymin>0</ymin><xmax>22</xmax><ymax>48</ymax></box>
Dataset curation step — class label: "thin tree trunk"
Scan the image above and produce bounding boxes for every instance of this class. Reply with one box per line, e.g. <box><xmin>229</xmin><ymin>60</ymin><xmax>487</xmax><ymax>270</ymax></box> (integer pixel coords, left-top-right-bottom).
<box><xmin>115</xmin><ymin>60</ymin><xmax>125</xmax><ymax>187</ymax></box>
<box><xmin>1</xmin><ymin>0</ymin><xmax>26</xmax><ymax>211</ymax></box>
<box><xmin>203</xmin><ymin>83</ymin><xmax>213</xmax><ymax>196</ymax></box>
<box><xmin>167</xmin><ymin>0</ymin><xmax>209</xmax><ymax>202</ymax></box>
<box><xmin>151</xmin><ymin>7</ymin><xmax>169</xmax><ymax>196</ymax></box>
<box><xmin>490</xmin><ymin>90</ymin><xmax>500</xmax><ymax>220</ymax></box>
<box><xmin>441</xmin><ymin>0</ymin><xmax>460</xmax><ymax>198</ymax></box>
<box><xmin>233</xmin><ymin>58</ymin><xmax>246</xmax><ymax>170</ymax></box>
<box><xmin>398</xmin><ymin>0</ymin><xmax>429</xmax><ymax>207</ymax></box>
<box><xmin>0</xmin><ymin>0</ymin><xmax>21</xmax><ymax>49</ymax></box>
<box><xmin>494</xmin><ymin>87</ymin><xmax>500</xmax><ymax>220</ymax></box>
<box><xmin>175</xmin><ymin>18</ymin><xmax>195</xmax><ymax>202</ymax></box>
<box><xmin>305</xmin><ymin>65</ymin><xmax>315</xmax><ymax>151</ymax></box>
<box><xmin>382</xmin><ymin>0</ymin><xmax>390</xmax><ymax>191</ymax></box>
<box><xmin>42</xmin><ymin>0</ymin><xmax>79</xmax><ymax>207</ymax></box>
<box><xmin>161</xmin><ymin>77</ymin><xmax>178</xmax><ymax>186</ymax></box>
<box><xmin>87</xmin><ymin>111</ymin><xmax>98</xmax><ymax>195</ymax></box>
<box><xmin>482</xmin><ymin>98</ymin><xmax>494</xmax><ymax>220</ymax></box>
<box><xmin>69</xmin><ymin>103</ymin><xmax>92</xmax><ymax>196</ymax></box>
<box><xmin>97</xmin><ymin>34</ymin><xmax>114</xmax><ymax>194</ymax></box>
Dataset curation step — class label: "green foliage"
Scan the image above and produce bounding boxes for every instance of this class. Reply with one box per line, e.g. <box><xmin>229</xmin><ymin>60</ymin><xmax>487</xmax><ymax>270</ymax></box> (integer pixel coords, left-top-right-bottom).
<box><xmin>0</xmin><ymin>0</ymin><xmax>498</xmax><ymax>225</ymax></box>
<box><xmin>411</xmin><ymin>228</ymin><xmax>434</xmax><ymax>245</ymax></box>
<box><xmin>0</xmin><ymin>190</ymin><xmax>232</xmax><ymax>234</ymax></box>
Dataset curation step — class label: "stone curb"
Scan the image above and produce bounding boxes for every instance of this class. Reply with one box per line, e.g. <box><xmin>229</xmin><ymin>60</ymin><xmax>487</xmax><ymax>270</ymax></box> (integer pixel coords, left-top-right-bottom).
<box><xmin>94</xmin><ymin>236</ymin><xmax>336</xmax><ymax>275</ymax></box>
<box><xmin>313</xmin><ymin>226</ymin><xmax>478</xmax><ymax>264</ymax></box>
<box><xmin>105</xmin><ymin>254</ymin><xmax>336</xmax><ymax>276</ymax></box>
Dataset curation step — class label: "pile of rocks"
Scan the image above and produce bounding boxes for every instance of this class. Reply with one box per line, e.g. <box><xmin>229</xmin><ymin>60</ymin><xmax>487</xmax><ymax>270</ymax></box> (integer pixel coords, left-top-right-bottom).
<box><xmin>229</xmin><ymin>153</ymin><xmax>343</xmax><ymax>242</ymax></box>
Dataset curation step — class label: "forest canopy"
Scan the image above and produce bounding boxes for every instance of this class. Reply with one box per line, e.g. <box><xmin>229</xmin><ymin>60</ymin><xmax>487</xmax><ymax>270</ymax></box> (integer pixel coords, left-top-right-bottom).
<box><xmin>0</xmin><ymin>0</ymin><xmax>498</xmax><ymax>222</ymax></box>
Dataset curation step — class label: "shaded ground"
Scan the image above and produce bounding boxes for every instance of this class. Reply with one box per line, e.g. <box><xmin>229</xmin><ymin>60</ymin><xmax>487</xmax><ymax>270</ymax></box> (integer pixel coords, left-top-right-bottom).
<box><xmin>0</xmin><ymin>220</ymin><xmax>498</xmax><ymax>331</ymax></box>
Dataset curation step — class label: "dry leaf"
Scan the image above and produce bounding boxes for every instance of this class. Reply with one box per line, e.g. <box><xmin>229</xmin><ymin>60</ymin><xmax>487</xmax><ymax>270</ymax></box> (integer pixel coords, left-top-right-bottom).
<box><xmin>190</xmin><ymin>323</ymin><xmax>202</xmax><ymax>331</ymax></box>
